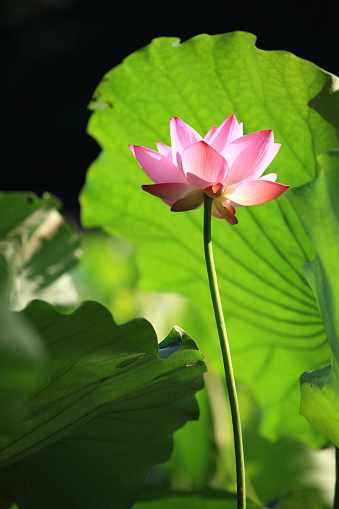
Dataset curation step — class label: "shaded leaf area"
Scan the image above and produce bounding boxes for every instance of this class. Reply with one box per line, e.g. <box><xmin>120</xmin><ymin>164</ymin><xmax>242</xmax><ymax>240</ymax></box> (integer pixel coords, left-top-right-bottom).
<box><xmin>288</xmin><ymin>150</ymin><xmax>339</xmax><ymax>445</ymax></box>
<box><xmin>273</xmin><ymin>490</ymin><xmax>330</xmax><ymax>509</ymax></box>
<box><xmin>68</xmin><ymin>233</ymin><xmax>334</xmax><ymax>507</ymax></box>
<box><xmin>0</xmin><ymin>192</ymin><xmax>80</xmax><ymax>310</ymax></box>
<box><xmin>66</xmin><ymin>238</ymin><xmax>336</xmax><ymax>509</ymax></box>
<box><xmin>135</xmin><ymin>487</ymin><xmax>326</xmax><ymax>509</ymax></box>
<box><xmin>0</xmin><ymin>190</ymin><xmax>78</xmax><ymax>441</ymax></box>
<box><xmin>80</xmin><ymin>32</ymin><xmax>339</xmax><ymax>445</ymax></box>
<box><xmin>136</xmin><ymin>489</ymin><xmax>257</xmax><ymax>509</ymax></box>
<box><xmin>0</xmin><ymin>264</ymin><xmax>46</xmax><ymax>431</ymax></box>
<box><xmin>143</xmin><ymin>375</ymin><xmax>333</xmax><ymax>507</ymax></box>
<box><xmin>0</xmin><ymin>300</ymin><xmax>205</xmax><ymax>509</ymax></box>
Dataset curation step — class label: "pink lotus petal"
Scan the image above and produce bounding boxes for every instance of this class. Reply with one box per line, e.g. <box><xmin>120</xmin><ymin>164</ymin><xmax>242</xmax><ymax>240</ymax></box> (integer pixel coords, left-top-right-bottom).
<box><xmin>223</xmin><ymin>130</ymin><xmax>281</xmax><ymax>185</ymax></box>
<box><xmin>156</xmin><ymin>142</ymin><xmax>172</xmax><ymax>158</ymax></box>
<box><xmin>142</xmin><ymin>182</ymin><xmax>196</xmax><ymax>200</ymax></box>
<box><xmin>130</xmin><ymin>114</ymin><xmax>288</xmax><ymax>224</ymax></box>
<box><xmin>171</xmin><ymin>192</ymin><xmax>204</xmax><ymax>212</ymax></box>
<box><xmin>181</xmin><ymin>141</ymin><xmax>229</xmax><ymax>188</ymax></box>
<box><xmin>170</xmin><ymin>117</ymin><xmax>202</xmax><ymax>168</ymax></box>
<box><xmin>204</xmin><ymin>183</ymin><xmax>225</xmax><ymax>199</ymax></box>
<box><xmin>162</xmin><ymin>199</ymin><xmax>176</xmax><ymax>206</ymax></box>
<box><xmin>207</xmin><ymin>115</ymin><xmax>243</xmax><ymax>153</ymax></box>
<box><xmin>225</xmin><ymin>179</ymin><xmax>290</xmax><ymax>206</ymax></box>
<box><xmin>212</xmin><ymin>199</ymin><xmax>238</xmax><ymax>224</ymax></box>
<box><xmin>130</xmin><ymin>145</ymin><xmax>187</xmax><ymax>184</ymax></box>
<box><xmin>204</xmin><ymin>126</ymin><xmax>218</xmax><ymax>142</ymax></box>
<box><xmin>224</xmin><ymin>210</ymin><xmax>238</xmax><ymax>225</ymax></box>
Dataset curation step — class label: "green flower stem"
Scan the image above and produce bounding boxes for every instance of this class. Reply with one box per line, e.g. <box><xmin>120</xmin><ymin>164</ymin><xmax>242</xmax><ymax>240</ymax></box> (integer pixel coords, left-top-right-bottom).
<box><xmin>203</xmin><ymin>194</ymin><xmax>246</xmax><ymax>509</ymax></box>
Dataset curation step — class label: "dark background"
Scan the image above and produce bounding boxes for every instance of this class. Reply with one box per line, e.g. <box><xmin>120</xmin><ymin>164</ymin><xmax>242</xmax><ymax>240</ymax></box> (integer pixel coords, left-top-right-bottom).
<box><xmin>1</xmin><ymin>0</ymin><xmax>338</xmax><ymax>223</ymax></box>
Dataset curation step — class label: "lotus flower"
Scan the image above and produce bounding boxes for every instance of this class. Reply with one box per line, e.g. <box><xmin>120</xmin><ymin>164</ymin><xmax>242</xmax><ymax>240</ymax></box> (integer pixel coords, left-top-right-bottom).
<box><xmin>129</xmin><ymin>115</ymin><xmax>289</xmax><ymax>225</ymax></box>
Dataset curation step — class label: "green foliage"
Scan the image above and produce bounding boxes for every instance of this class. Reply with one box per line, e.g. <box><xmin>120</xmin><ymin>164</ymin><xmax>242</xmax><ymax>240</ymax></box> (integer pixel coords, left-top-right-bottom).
<box><xmin>0</xmin><ymin>301</ymin><xmax>205</xmax><ymax>508</ymax></box>
<box><xmin>0</xmin><ymin>191</ymin><xmax>80</xmax><ymax>310</ymax></box>
<box><xmin>71</xmin><ymin>233</ymin><xmax>335</xmax><ymax>505</ymax></box>
<box><xmin>2</xmin><ymin>32</ymin><xmax>339</xmax><ymax>508</ymax></box>
<box><xmin>0</xmin><ymin>192</ymin><xmax>206</xmax><ymax>508</ymax></box>
<box><xmin>273</xmin><ymin>489</ymin><xmax>328</xmax><ymax>508</ymax></box>
<box><xmin>288</xmin><ymin>150</ymin><xmax>339</xmax><ymax>445</ymax></box>
<box><xmin>135</xmin><ymin>488</ymin><xmax>326</xmax><ymax>509</ymax></box>
<box><xmin>80</xmin><ymin>31</ymin><xmax>339</xmax><ymax>446</ymax></box>
<box><xmin>0</xmin><ymin>278</ymin><xmax>45</xmax><ymax>431</ymax></box>
<box><xmin>0</xmin><ymin>189</ymin><xmax>81</xmax><ymax>432</ymax></box>
<box><xmin>136</xmin><ymin>489</ymin><xmax>257</xmax><ymax>509</ymax></box>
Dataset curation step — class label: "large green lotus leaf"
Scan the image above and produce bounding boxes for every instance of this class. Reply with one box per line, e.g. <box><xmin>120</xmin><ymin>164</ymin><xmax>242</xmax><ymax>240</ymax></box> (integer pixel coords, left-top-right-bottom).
<box><xmin>288</xmin><ymin>150</ymin><xmax>339</xmax><ymax>445</ymax></box>
<box><xmin>80</xmin><ymin>32</ymin><xmax>339</xmax><ymax>445</ymax></box>
<box><xmin>0</xmin><ymin>300</ymin><xmax>205</xmax><ymax>509</ymax></box>
<box><xmin>0</xmin><ymin>264</ymin><xmax>46</xmax><ymax>431</ymax></box>
<box><xmin>0</xmin><ymin>192</ymin><xmax>80</xmax><ymax>310</ymax></box>
<box><xmin>0</xmin><ymin>298</ymin><xmax>45</xmax><ymax>431</ymax></box>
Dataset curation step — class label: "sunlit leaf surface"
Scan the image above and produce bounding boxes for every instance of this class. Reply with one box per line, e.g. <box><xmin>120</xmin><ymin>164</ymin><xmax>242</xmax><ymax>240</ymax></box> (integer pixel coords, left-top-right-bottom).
<box><xmin>289</xmin><ymin>150</ymin><xmax>339</xmax><ymax>445</ymax></box>
<box><xmin>80</xmin><ymin>32</ymin><xmax>339</xmax><ymax>445</ymax></box>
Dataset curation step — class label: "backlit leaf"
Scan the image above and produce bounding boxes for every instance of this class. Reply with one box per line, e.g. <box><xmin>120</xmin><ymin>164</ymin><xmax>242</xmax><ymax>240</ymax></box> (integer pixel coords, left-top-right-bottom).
<box><xmin>288</xmin><ymin>150</ymin><xmax>339</xmax><ymax>445</ymax></box>
<box><xmin>80</xmin><ymin>32</ymin><xmax>339</xmax><ymax>445</ymax></box>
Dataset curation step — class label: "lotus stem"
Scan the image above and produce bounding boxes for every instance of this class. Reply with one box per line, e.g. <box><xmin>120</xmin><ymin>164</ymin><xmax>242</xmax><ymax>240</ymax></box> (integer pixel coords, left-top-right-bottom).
<box><xmin>203</xmin><ymin>194</ymin><xmax>246</xmax><ymax>509</ymax></box>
